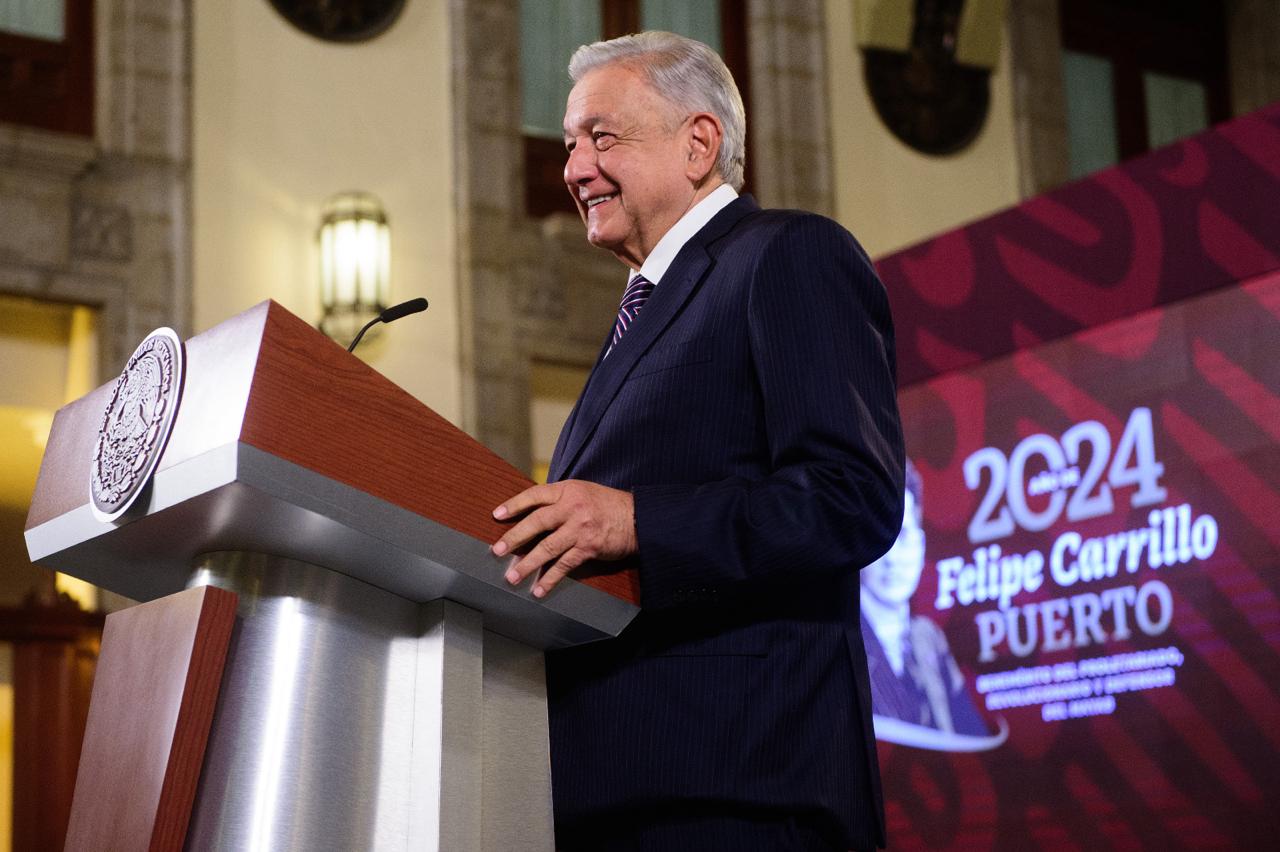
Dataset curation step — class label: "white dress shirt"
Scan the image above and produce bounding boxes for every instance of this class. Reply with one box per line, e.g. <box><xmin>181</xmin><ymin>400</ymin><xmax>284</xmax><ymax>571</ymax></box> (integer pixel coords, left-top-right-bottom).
<box><xmin>604</xmin><ymin>183</ymin><xmax>739</xmax><ymax>359</ymax></box>
<box><xmin>633</xmin><ymin>183</ymin><xmax>739</xmax><ymax>286</ymax></box>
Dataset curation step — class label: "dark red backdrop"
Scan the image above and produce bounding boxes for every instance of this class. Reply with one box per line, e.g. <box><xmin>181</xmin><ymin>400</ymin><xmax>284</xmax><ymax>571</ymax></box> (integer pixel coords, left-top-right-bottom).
<box><xmin>877</xmin><ymin>103</ymin><xmax>1280</xmax><ymax>388</ymax></box>
<box><xmin>868</xmin><ymin>103</ymin><xmax>1280</xmax><ymax>850</ymax></box>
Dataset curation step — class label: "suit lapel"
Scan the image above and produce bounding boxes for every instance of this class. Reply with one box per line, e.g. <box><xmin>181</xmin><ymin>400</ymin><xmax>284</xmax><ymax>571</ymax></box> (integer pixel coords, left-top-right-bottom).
<box><xmin>546</xmin><ymin>323</ymin><xmax>614</xmax><ymax>481</ymax></box>
<box><xmin>549</xmin><ymin>195</ymin><xmax>759</xmax><ymax>481</ymax></box>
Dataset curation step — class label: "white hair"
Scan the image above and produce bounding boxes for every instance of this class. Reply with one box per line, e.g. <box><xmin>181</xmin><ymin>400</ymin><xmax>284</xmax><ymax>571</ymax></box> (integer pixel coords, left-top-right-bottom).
<box><xmin>569</xmin><ymin>31</ymin><xmax>746</xmax><ymax>190</ymax></box>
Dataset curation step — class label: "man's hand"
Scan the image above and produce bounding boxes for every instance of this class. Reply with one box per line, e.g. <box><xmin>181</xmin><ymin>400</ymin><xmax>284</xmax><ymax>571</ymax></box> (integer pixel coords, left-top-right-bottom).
<box><xmin>492</xmin><ymin>480</ymin><xmax>637</xmax><ymax>598</ymax></box>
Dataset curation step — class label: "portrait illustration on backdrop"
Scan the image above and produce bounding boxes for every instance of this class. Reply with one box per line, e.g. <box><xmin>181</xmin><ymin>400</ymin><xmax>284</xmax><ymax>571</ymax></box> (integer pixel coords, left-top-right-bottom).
<box><xmin>860</xmin><ymin>458</ymin><xmax>1008</xmax><ymax>751</ymax></box>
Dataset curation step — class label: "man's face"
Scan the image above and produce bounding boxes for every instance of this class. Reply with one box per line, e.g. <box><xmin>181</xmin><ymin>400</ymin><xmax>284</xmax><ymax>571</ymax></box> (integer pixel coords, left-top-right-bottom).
<box><xmin>562</xmin><ymin>63</ymin><xmax>697</xmax><ymax>269</ymax></box>
<box><xmin>861</xmin><ymin>490</ymin><xmax>926</xmax><ymax>606</ymax></box>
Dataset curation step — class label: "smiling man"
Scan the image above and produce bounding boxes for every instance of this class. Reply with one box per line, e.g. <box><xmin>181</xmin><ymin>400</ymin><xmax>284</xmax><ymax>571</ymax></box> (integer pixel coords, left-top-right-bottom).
<box><xmin>491</xmin><ymin>31</ymin><xmax>904</xmax><ymax>851</ymax></box>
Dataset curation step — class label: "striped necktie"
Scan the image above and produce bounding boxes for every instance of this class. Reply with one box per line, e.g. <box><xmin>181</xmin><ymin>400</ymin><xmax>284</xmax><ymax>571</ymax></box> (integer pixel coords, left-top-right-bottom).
<box><xmin>606</xmin><ymin>274</ymin><xmax>655</xmax><ymax>357</ymax></box>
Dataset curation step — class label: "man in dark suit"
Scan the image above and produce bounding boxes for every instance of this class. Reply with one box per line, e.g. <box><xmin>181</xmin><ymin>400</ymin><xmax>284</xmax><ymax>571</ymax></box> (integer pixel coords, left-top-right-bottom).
<box><xmin>491</xmin><ymin>31</ymin><xmax>904</xmax><ymax>851</ymax></box>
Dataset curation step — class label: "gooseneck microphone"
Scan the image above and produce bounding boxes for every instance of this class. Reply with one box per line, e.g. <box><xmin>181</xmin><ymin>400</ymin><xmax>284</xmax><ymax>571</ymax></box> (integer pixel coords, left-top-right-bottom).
<box><xmin>347</xmin><ymin>297</ymin><xmax>429</xmax><ymax>353</ymax></box>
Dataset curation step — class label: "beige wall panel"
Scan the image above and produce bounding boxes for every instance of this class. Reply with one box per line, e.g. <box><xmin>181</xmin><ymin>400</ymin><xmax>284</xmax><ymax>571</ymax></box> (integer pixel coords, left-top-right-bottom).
<box><xmin>193</xmin><ymin>0</ymin><xmax>460</xmax><ymax>423</ymax></box>
<box><xmin>825</xmin><ymin>0</ymin><xmax>1021</xmax><ymax>258</ymax></box>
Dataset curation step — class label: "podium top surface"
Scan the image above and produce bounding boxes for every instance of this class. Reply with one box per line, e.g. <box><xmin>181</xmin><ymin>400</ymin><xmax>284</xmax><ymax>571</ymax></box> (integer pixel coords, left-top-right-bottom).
<box><xmin>26</xmin><ymin>301</ymin><xmax>639</xmax><ymax>648</ymax></box>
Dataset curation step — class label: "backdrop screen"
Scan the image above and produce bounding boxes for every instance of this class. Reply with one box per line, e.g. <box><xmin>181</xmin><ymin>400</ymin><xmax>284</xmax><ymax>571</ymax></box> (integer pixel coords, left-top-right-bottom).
<box><xmin>864</xmin><ymin>270</ymin><xmax>1280</xmax><ymax>849</ymax></box>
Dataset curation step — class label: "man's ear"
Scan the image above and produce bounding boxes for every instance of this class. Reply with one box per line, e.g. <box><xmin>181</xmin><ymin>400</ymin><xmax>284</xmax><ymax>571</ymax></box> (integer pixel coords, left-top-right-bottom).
<box><xmin>685</xmin><ymin>112</ymin><xmax>723</xmax><ymax>183</ymax></box>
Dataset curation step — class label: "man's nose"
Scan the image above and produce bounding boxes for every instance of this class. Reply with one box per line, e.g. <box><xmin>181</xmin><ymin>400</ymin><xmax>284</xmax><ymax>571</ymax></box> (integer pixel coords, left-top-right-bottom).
<box><xmin>564</xmin><ymin>144</ymin><xmax>598</xmax><ymax>186</ymax></box>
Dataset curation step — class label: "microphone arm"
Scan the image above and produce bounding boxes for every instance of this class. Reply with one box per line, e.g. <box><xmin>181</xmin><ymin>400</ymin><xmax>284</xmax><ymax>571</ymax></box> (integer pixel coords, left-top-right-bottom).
<box><xmin>347</xmin><ymin>297</ymin><xmax>429</xmax><ymax>353</ymax></box>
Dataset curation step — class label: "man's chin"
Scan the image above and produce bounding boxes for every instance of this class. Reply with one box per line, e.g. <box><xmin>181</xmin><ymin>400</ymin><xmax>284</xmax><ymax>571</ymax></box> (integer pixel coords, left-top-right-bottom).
<box><xmin>586</xmin><ymin>229</ymin><xmax>622</xmax><ymax>253</ymax></box>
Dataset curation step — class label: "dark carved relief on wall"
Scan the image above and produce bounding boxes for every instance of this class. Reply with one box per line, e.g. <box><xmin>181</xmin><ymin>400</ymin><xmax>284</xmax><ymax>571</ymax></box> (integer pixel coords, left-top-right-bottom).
<box><xmin>863</xmin><ymin>0</ymin><xmax>991</xmax><ymax>155</ymax></box>
<box><xmin>267</xmin><ymin>0</ymin><xmax>406</xmax><ymax>42</ymax></box>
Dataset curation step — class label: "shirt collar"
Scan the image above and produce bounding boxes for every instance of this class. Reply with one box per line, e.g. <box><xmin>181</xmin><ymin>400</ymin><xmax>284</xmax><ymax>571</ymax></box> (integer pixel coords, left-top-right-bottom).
<box><xmin>632</xmin><ymin>183</ymin><xmax>738</xmax><ymax>286</ymax></box>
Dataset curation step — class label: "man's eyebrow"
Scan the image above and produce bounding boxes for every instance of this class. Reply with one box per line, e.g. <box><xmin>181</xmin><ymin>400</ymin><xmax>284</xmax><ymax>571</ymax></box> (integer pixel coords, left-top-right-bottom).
<box><xmin>564</xmin><ymin>113</ymin><xmax>607</xmax><ymax>135</ymax></box>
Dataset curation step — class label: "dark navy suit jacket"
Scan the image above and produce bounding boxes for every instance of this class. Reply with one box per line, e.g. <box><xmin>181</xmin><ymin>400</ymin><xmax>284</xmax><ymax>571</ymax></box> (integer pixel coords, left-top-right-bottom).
<box><xmin>545</xmin><ymin>195</ymin><xmax>904</xmax><ymax>849</ymax></box>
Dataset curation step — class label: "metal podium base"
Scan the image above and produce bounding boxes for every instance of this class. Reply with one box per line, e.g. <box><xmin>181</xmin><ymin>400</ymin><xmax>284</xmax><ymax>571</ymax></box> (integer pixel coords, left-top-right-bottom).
<box><xmin>183</xmin><ymin>552</ymin><xmax>553</xmax><ymax>851</ymax></box>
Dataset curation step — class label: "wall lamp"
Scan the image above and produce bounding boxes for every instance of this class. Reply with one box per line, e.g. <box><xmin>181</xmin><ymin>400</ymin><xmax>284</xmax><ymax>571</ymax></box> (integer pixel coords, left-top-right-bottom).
<box><xmin>318</xmin><ymin>191</ymin><xmax>390</xmax><ymax>344</ymax></box>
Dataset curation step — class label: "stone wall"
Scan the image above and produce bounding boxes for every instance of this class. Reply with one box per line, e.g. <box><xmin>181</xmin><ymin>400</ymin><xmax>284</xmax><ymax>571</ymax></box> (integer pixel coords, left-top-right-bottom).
<box><xmin>0</xmin><ymin>0</ymin><xmax>190</xmax><ymax>377</ymax></box>
<box><xmin>1006</xmin><ymin>0</ymin><xmax>1070</xmax><ymax>198</ymax></box>
<box><xmin>1229</xmin><ymin>0</ymin><xmax>1280</xmax><ymax>116</ymax></box>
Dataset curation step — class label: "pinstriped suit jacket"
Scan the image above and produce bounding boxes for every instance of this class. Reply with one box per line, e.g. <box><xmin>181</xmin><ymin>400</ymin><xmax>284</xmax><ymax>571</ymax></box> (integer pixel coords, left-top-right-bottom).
<box><xmin>546</xmin><ymin>194</ymin><xmax>904</xmax><ymax>849</ymax></box>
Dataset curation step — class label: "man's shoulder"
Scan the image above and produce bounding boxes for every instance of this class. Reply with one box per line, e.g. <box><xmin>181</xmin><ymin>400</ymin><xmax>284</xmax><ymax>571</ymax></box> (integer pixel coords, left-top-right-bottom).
<box><xmin>729</xmin><ymin>200</ymin><xmax>843</xmax><ymax>234</ymax></box>
<box><xmin>710</xmin><ymin>199</ymin><xmax>848</xmax><ymax>245</ymax></box>
<box><xmin>715</xmin><ymin>202</ymin><xmax>872</xmax><ymax>268</ymax></box>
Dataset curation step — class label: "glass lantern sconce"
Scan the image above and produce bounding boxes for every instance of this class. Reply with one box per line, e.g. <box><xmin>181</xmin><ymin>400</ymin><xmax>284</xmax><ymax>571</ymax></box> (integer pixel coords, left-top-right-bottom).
<box><xmin>318</xmin><ymin>191</ymin><xmax>390</xmax><ymax>345</ymax></box>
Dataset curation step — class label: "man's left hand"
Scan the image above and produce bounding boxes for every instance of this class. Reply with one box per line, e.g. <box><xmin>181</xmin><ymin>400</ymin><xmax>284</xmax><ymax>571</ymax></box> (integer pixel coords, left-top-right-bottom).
<box><xmin>492</xmin><ymin>480</ymin><xmax>637</xmax><ymax>598</ymax></box>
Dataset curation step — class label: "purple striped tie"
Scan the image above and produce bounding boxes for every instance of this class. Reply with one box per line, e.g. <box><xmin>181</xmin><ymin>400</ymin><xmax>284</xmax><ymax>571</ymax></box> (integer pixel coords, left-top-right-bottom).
<box><xmin>607</xmin><ymin>274</ymin><xmax>655</xmax><ymax>356</ymax></box>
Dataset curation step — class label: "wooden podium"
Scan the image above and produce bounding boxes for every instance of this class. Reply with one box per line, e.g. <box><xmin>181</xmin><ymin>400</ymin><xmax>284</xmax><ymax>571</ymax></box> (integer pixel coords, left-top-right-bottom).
<box><xmin>25</xmin><ymin>300</ymin><xmax>639</xmax><ymax>851</ymax></box>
